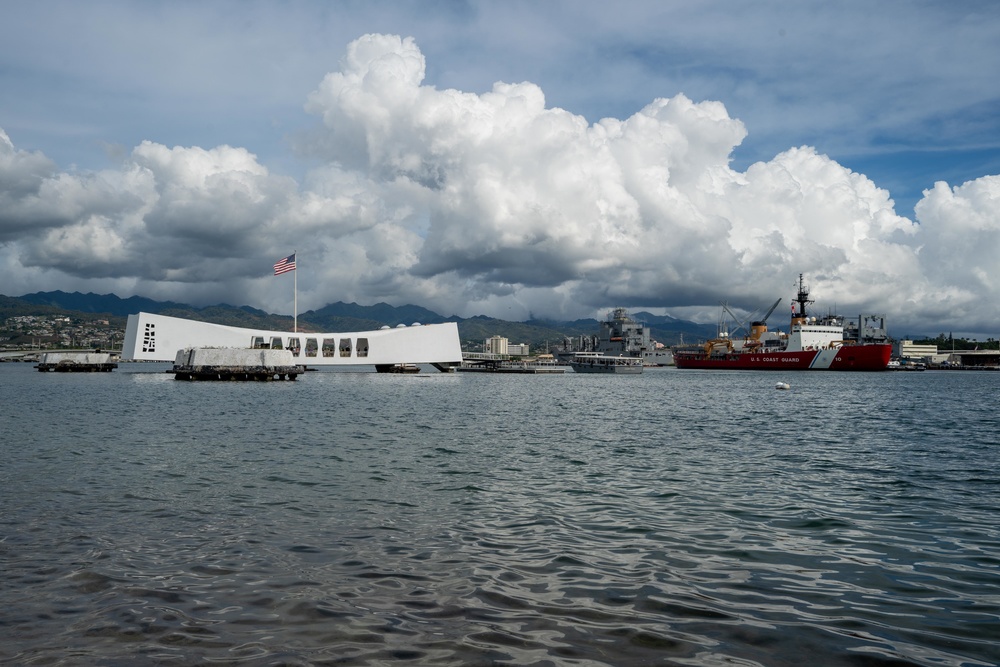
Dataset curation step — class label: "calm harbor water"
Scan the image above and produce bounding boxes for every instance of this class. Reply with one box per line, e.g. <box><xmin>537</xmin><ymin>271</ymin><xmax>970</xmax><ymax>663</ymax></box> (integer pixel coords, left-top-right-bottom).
<box><xmin>1</xmin><ymin>362</ymin><xmax>998</xmax><ymax>666</ymax></box>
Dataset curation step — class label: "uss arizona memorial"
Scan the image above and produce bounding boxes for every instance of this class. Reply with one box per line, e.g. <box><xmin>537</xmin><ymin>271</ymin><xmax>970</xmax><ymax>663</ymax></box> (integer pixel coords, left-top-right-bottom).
<box><xmin>122</xmin><ymin>312</ymin><xmax>464</xmax><ymax>372</ymax></box>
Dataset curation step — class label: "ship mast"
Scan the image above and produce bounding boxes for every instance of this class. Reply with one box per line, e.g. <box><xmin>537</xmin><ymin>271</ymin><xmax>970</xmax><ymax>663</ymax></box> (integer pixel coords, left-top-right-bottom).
<box><xmin>792</xmin><ymin>273</ymin><xmax>813</xmax><ymax>326</ymax></box>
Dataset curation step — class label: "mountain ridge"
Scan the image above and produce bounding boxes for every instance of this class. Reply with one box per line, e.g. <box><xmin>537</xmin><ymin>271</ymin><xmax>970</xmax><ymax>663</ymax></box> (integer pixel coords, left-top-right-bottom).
<box><xmin>6</xmin><ymin>291</ymin><xmax>716</xmax><ymax>346</ymax></box>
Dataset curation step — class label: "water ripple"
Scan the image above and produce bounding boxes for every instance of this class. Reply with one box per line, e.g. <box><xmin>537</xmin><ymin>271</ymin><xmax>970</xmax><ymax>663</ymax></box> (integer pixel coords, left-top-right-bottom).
<box><xmin>1</xmin><ymin>365</ymin><xmax>998</xmax><ymax>665</ymax></box>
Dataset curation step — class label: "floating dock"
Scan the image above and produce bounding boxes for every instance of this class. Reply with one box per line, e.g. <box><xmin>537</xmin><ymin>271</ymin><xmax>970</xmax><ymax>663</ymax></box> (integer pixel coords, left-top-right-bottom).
<box><xmin>35</xmin><ymin>351</ymin><xmax>118</xmax><ymax>372</ymax></box>
<box><xmin>170</xmin><ymin>348</ymin><xmax>303</xmax><ymax>381</ymax></box>
<box><xmin>375</xmin><ymin>363</ymin><xmax>421</xmax><ymax>373</ymax></box>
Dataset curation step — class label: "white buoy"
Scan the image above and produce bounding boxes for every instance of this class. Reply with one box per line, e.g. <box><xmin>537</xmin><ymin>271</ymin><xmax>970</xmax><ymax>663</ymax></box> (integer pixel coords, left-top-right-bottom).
<box><xmin>775</xmin><ymin>382</ymin><xmax>790</xmax><ymax>390</ymax></box>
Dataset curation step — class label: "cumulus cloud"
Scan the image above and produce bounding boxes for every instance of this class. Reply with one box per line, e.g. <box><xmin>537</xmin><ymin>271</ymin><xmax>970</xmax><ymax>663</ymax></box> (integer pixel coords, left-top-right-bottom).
<box><xmin>911</xmin><ymin>176</ymin><xmax>1000</xmax><ymax>332</ymax></box>
<box><xmin>0</xmin><ymin>34</ymin><xmax>997</xmax><ymax>335</ymax></box>
<box><xmin>0</xmin><ymin>129</ymin><xmax>65</xmax><ymax>240</ymax></box>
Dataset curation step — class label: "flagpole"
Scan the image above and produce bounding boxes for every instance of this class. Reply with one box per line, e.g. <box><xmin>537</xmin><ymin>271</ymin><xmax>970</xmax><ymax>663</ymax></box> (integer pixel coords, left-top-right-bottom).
<box><xmin>293</xmin><ymin>249</ymin><xmax>298</xmax><ymax>333</ymax></box>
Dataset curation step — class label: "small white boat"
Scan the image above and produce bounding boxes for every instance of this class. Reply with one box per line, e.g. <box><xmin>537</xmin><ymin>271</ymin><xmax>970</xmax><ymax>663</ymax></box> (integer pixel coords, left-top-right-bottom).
<box><xmin>775</xmin><ymin>382</ymin><xmax>791</xmax><ymax>390</ymax></box>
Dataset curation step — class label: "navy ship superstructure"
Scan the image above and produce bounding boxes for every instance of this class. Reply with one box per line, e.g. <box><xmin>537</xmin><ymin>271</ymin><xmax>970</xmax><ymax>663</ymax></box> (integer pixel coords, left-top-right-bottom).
<box><xmin>558</xmin><ymin>307</ymin><xmax>673</xmax><ymax>366</ymax></box>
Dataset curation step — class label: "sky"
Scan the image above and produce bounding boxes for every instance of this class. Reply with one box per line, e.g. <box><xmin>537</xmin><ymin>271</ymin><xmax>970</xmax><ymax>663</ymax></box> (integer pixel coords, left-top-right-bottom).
<box><xmin>1</xmin><ymin>1</ymin><xmax>999</xmax><ymax>337</ymax></box>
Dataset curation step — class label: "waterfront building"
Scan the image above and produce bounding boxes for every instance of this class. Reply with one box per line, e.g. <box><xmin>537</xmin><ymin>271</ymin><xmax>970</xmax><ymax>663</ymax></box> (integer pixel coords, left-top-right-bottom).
<box><xmin>894</xmin><ymin>339</ymin><xmax>938</xmax><ymax>360</ymax></box>
<box><xmin>485</xmin><ymin>336</ymin><xmax>508</xmax><ymax>355</ymax></box>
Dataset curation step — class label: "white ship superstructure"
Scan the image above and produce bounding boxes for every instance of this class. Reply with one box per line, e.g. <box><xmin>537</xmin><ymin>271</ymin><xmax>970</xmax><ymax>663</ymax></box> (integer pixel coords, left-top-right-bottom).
<box><xmin>122</xmin><ymin>312</ymin><xmax>463</xmax><ymax>371</ymax></box>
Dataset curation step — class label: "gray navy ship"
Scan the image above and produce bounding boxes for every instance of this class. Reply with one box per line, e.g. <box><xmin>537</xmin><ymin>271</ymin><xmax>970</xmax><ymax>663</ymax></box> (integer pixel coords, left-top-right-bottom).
<box><xmin>557</xmin><ymin>307</ymin><xmax>674</xmax><ymax>366</ymax></box>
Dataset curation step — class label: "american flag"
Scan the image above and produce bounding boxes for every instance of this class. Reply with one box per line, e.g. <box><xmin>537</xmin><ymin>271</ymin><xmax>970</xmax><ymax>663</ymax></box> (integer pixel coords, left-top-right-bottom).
<box><xmin>273</xmin><ymin>253</ymin><xmax>296</xmax><ymax>275</ymax></box>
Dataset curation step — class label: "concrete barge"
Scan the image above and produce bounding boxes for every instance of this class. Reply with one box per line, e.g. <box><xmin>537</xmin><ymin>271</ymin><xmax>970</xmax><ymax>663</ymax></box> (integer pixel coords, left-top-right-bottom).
<box><xmin>170</xmin><ymin>348</ymin><xmax>303</xmax><ymax>381</ymax></box>
<box><xmin>35</xmin><ymin>351</ymin><xmax>118</xmax><ymax>372</ymax></box>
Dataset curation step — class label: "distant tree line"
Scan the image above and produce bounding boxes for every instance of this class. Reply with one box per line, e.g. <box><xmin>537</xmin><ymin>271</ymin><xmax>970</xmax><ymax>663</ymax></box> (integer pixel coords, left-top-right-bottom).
<box><xmin>912</xmin><ymin>334</ymin><xmax>999</xmax><ymax>351</ymax></box>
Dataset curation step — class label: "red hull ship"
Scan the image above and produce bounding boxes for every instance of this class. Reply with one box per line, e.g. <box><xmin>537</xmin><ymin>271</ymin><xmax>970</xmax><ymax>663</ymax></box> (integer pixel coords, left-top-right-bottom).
<box><xmin>673</xmin><ymin>275</ymin><xmax>892</xmax><ymax>372</ymax></box>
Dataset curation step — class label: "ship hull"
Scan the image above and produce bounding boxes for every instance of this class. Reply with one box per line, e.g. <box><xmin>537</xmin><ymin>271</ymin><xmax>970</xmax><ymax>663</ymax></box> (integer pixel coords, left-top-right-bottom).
<box><xmin>674</xmin><ymin>344</ymin><xmax>891</xmax><ymax>371</ymax></box>
<box><xmin>571</xmin><ymin>362</ymin><xmax>643</xmax><ymax>374</ymax></box>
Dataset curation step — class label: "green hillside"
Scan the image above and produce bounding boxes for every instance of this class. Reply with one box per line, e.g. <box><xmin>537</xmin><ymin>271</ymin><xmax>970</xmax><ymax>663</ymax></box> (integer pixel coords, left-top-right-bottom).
<box><xmin>5</xmin><ymin>291</ymin><xmax>718</xmax><ymax>349</ymax></box>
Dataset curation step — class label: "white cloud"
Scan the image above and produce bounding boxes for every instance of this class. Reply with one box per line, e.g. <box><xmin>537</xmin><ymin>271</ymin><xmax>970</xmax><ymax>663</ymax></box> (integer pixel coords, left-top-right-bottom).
<box><xmin>0</xmin><ymin>33</ymin><xmax>998</xmax><ymax>336</ymax></box>
<box><xmin>299</xmin><ymin>35</ymin><xmax>934</xmax><ymax>323</ymax></box>
<box><xmin>0</xmin><ymin>129</ymin><xmax>63</xmax><ymax>240</ymax></box>
<box><xmin>911</xmin><ymin>176</ymin><xmax>1000</xmax><ymax>332</ymax></box>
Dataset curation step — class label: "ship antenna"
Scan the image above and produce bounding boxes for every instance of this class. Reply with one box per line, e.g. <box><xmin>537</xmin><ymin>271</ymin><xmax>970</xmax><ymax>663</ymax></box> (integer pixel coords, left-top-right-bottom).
<box><xmin>795</xmin><ymin>273</ymin><xmax>813</xmax><ymax>318</ymax></box>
